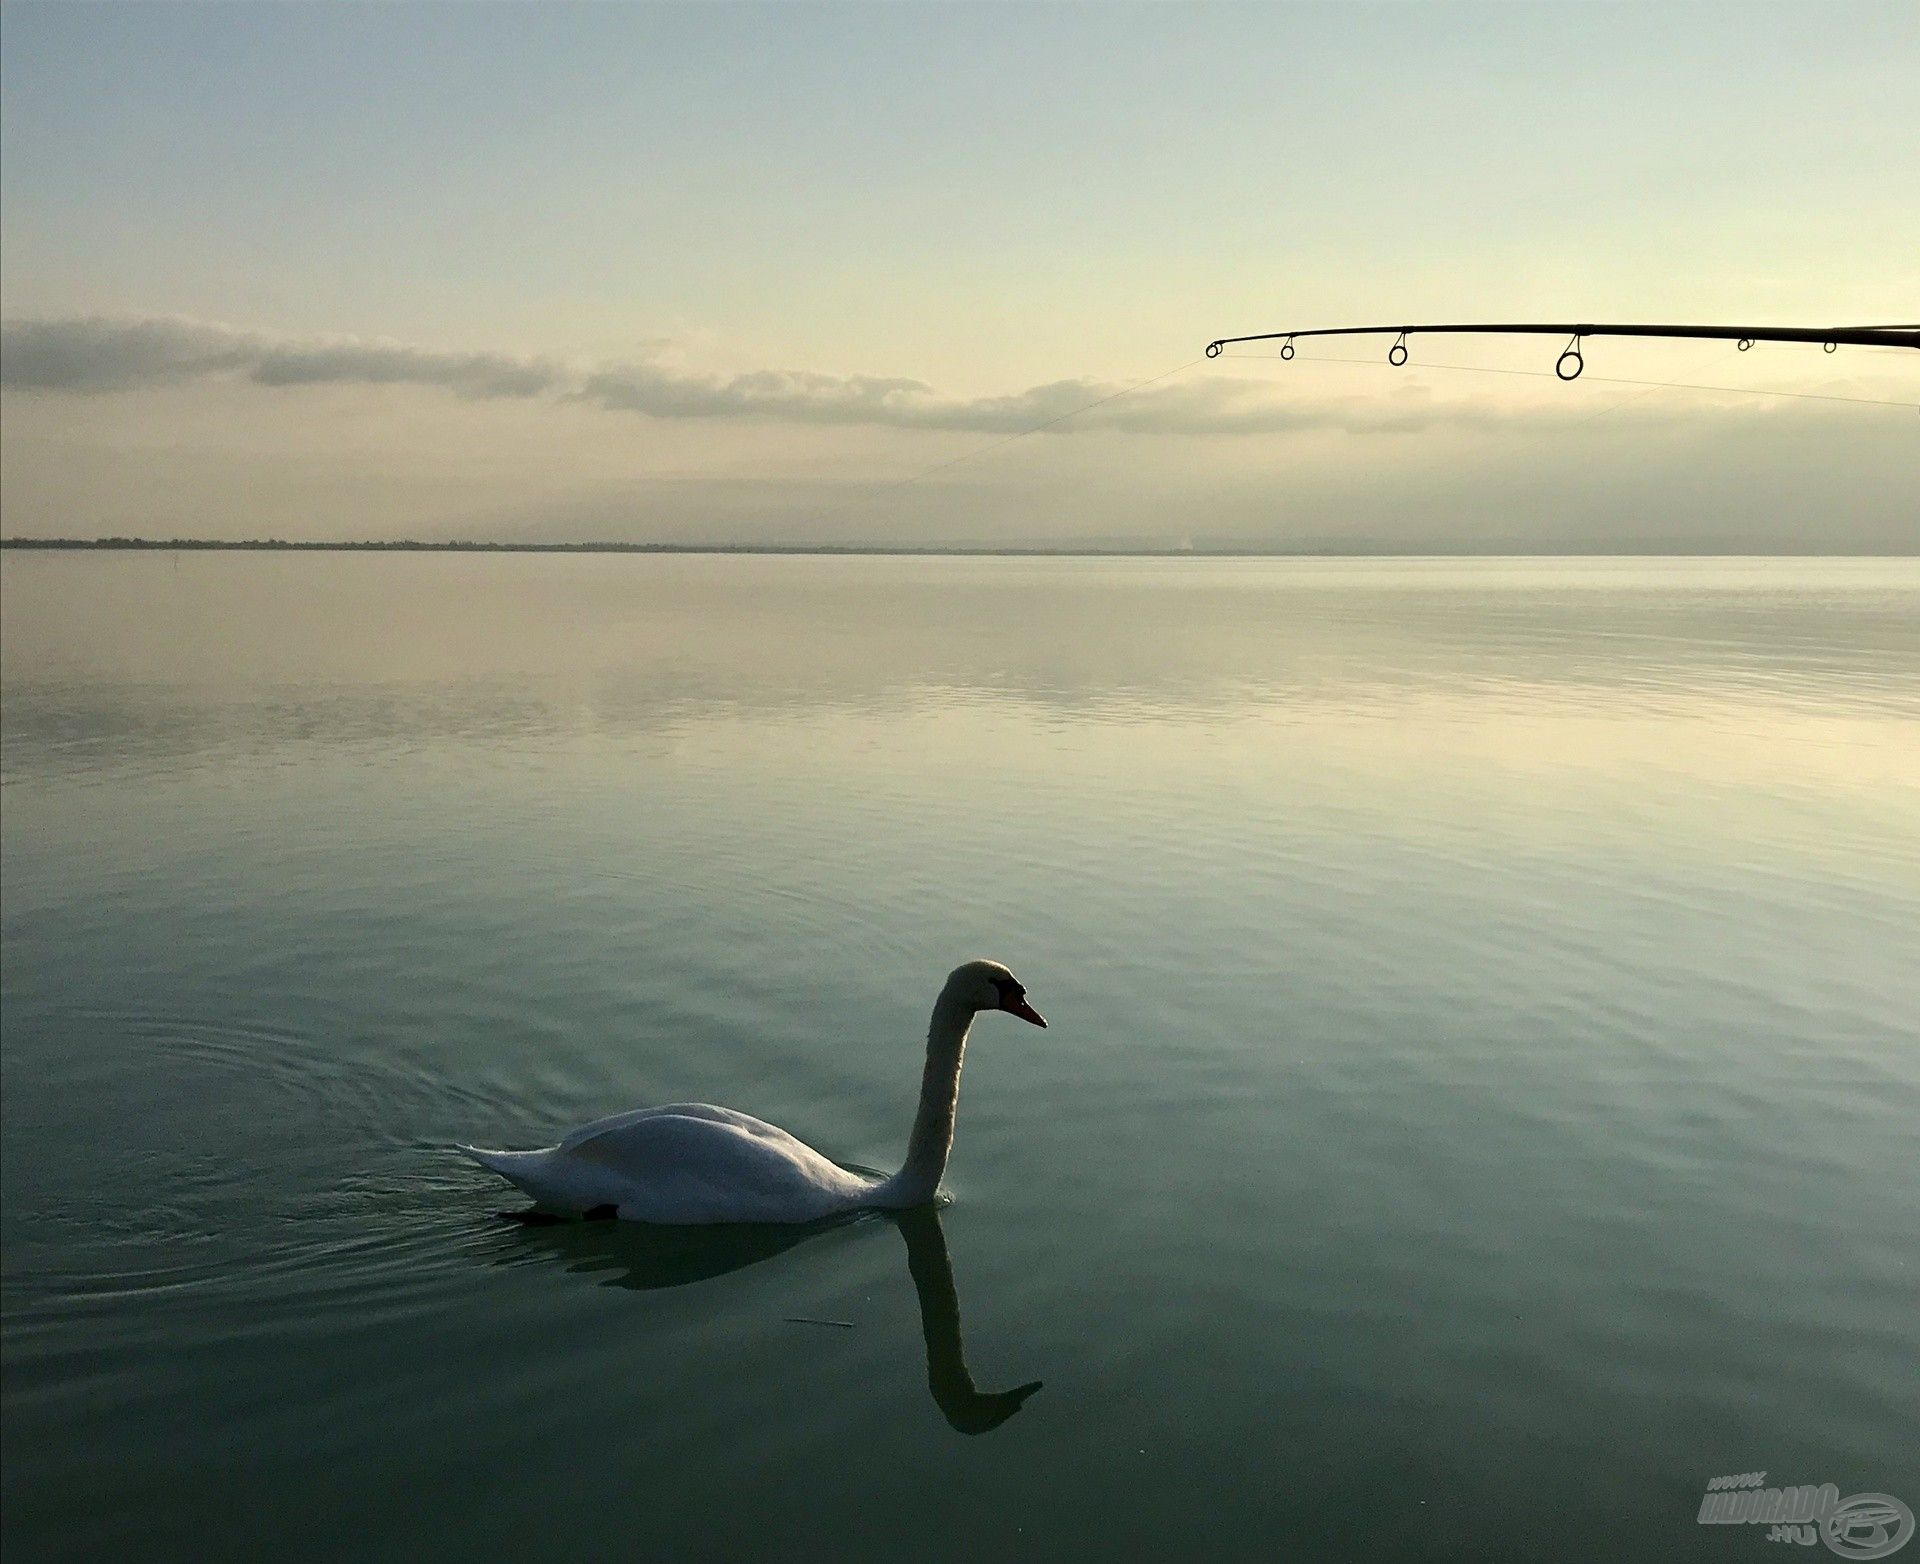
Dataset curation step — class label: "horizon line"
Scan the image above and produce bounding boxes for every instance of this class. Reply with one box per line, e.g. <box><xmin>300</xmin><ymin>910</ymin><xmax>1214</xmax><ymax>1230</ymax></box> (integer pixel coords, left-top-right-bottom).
<box><xmin>2</xmin><ymin>537</ymin><xmax>1916</xmax><ymax>560</ymax></box>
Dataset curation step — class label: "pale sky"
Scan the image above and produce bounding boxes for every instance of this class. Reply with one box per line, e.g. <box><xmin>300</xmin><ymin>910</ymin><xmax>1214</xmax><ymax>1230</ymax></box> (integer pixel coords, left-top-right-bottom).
<box><xmin>2</xmin><ymin>0</ymin><xmax>1916</xmax><ymax>550</ymax></box>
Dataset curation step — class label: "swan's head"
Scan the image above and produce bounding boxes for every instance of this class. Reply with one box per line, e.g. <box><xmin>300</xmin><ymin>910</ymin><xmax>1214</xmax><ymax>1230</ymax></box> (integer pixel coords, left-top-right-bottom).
<box><xmin>946</xmin><ymin>959</ymin><xmax>1046</xmax><ymax>1028</ymax></box>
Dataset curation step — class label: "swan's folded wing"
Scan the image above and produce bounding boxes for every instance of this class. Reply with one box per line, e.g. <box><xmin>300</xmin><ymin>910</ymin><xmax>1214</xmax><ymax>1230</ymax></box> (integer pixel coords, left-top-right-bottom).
<box><xmin>558</xmin><ymin>1102</ymin><xmax>790</xmax><ymax>1152</ymax></box>
<box><xmin>564</xmin><ymin>1111</ymin><xmax>780</xmax><ymax>1172</ymax></box>
<box><xmin>556</xmin><ymin>1106</ymin><xmax>868</xmax><ymax>1223</ymax></box>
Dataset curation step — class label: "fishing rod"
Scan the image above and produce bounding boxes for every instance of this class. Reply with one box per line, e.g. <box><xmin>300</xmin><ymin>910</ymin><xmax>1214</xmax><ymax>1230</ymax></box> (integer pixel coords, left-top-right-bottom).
<box><xmin>1203</xmin><ymin>322</ymin><xmax>1920</xmax><ymax>380</ymax></box>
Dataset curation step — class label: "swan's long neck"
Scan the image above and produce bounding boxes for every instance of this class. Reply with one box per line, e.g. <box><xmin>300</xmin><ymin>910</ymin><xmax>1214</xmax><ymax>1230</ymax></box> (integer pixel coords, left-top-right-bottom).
<box><xmin>873</xmin><ymin>987</ymin><xmax>974</xmax><ymax>1208</ymax></box>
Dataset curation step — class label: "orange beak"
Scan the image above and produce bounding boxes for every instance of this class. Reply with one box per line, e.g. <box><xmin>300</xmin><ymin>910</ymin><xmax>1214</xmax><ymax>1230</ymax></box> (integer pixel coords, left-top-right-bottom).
<box><xmin>1002</xmin><ymin>995</ymin><xmax>1047</xmax><ymax>1028</ymax></box>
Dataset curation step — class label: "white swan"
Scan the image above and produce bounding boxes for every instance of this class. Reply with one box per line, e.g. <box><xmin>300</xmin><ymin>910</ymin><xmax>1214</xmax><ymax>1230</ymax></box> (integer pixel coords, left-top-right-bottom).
<box><xmin>459</xmin><ymin>960</ymin><xmax>1046</xmax><ymax>1224</ymax></box>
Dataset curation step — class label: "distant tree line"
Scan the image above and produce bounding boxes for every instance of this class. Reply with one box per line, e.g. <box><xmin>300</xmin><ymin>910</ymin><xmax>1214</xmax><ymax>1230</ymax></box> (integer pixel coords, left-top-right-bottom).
<box><xmin>0</xmin><ymin>537</ymin><xmax>1222</xmax><ymax>556</ymax></box>
<box><xmin>1</xmin><ymin>537</ymin><xmax>741</xmax><ymax>553</ymax></box>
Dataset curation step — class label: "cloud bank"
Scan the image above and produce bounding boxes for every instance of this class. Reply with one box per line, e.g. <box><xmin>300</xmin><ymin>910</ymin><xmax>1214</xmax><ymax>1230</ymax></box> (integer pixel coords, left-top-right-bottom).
<box><xmin>2</xmin><ymin>313</ymin><xmax>1511</xmax><ymax>437</ymax></box>
<box><xmin>0</xmin><ymin>316</ymin><xmax>564</xmax><ymax>400</ymax></box>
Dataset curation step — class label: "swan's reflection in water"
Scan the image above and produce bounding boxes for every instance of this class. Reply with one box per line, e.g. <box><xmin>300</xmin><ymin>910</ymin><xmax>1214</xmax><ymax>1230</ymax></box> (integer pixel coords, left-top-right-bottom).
<box><xmin>893</xmin><ymin>1207</ymin><xmax>1044</xmax><ymax>1434</ymax></box>
<box><xmin>491</xmin><ymin>1205</ymin><xmax>1042</xmax><ymax>1435</ymax></box>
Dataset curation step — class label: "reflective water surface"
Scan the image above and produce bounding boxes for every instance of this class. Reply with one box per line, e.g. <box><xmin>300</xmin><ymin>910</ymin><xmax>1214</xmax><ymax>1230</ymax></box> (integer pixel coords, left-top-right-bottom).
<box><xmin>3</xmin><ymin>554</ymin><xmax>1917</xmax><ymax>1562</ymax></box>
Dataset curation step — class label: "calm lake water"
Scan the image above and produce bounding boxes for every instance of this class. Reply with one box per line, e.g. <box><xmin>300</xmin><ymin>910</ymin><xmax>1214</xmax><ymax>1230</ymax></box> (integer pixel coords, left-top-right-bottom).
<box><xmin>2</xmin><ymin>553</ymin><xmax>1916</xmax><ymax>1563</ymax></box>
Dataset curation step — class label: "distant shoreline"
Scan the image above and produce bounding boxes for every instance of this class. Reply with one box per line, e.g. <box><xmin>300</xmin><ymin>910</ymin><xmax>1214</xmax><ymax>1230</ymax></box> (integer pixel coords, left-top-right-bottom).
<box><xmin>0</xmin><ymin>536</ymin><xmax>1258</xmax><ymax>557</ymax></box>
<box><xmin>1</xmin><ymin>538</ymin><xmax>1908</xmax><ymax>558</ymax></box>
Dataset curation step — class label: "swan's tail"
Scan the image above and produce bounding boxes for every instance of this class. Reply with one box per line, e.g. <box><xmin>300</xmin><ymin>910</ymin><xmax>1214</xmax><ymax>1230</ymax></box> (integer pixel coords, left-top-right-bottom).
<box><xmin>455</xmin><ymin>1143</ymin><xmax>553</xmax><ymax>1201</ymax></box>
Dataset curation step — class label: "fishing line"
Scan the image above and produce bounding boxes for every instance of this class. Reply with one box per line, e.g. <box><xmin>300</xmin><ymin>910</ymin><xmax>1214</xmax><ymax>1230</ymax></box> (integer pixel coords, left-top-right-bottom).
<box><xmin>748</xmin><ymin>333</ymin><xmax>1902</xmax><ymax>546</ymax></box>
<box><xmin>1231</xmin><ymin>339</ymin><xmax>1751</xmax><ymax>545</ymax></box>
<box><xmin>1219</xmin><ymin>351</ymin><xmax>1919</xmax><ymax>410</ymax></box>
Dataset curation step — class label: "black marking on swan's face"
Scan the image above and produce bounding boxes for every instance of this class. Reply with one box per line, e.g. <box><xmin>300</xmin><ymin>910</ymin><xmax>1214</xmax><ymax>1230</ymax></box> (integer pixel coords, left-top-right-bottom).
<box><xmin>990</xmin><ymin>973</ymin><xmax>1047</xmax><ymax>1028</ymax></box>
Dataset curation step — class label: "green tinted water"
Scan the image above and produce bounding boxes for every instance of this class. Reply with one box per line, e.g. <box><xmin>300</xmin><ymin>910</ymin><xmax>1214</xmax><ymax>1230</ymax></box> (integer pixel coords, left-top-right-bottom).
<box><xmin>3</xmin><ymin>554</ymin><xmax>1915</xmax><ymax>1562</ymax></box>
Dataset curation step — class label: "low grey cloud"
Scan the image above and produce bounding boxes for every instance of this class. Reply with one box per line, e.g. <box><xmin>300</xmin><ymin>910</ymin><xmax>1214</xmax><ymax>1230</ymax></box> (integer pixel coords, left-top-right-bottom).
<box><xmin>1</xmin><ymin>316</ymin><xmax>564</xmax><ymax>400</ymax></box>
<box><xmin>1</xmin><ymin>317</ymin><xmax>264</xmax><ymax>393</ymax></box>
<box><xmin>250</xmin><ymin>340</ymin><xmax>561</xmax><ymax>399</ymax></box>
<box><xmin>573</xmin><ymin>361</ymin><xmax>1545</xmax><ymax>437</ymax></box>
<box><xmin>0</xmin><ymin>312</ymin><xmax>1775</xmax><ymax>439</ymax></box>
<box><xmin>576</xmin><ymin>363</ymin><xmax>942</xmax><ymax>425</ymax></box>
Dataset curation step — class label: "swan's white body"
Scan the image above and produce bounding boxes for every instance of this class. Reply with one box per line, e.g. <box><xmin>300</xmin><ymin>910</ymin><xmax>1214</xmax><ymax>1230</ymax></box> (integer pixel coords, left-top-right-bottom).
<box><xmin>463</xmin><ymin>1102</ymin><xmax>885</xmax><ymax>1224</ymax></box>
<box><xmin>459</xmin><ymin>960</ymin><xmax>1045</xmax><ymax>1224</ymax></box>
